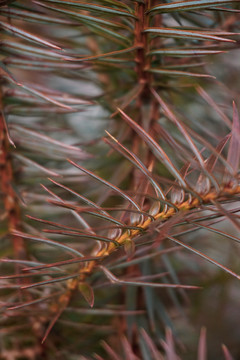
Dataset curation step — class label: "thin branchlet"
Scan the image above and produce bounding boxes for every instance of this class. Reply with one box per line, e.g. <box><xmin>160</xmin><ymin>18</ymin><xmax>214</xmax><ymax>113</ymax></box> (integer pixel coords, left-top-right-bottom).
<box><xmin>48</xmin><ymin>183</ymin><xmax>240</xmax><ymax>337</ymax></box>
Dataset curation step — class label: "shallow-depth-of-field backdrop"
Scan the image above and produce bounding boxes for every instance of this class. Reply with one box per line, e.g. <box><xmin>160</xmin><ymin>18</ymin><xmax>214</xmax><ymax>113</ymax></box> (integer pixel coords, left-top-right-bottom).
<box><xmin>0</xmin><ymin>1</ymin><xmax>240</xmax><ymax>359</ymax></box>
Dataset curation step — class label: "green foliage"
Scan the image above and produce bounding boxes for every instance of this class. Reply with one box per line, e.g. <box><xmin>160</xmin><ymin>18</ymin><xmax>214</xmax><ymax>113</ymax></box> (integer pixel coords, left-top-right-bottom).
<box><xmin>0</xmin><ymin>0</ymin><xmax>240</xmax><ymax>359</ymax></box>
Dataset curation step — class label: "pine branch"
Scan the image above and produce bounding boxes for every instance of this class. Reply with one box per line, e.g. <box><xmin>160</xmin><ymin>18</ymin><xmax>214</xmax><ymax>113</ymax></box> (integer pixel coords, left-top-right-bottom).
<box><xmin>1</xmin><ymin>0</ymin><xmax>240</xmax><ymax>357</ymax></box>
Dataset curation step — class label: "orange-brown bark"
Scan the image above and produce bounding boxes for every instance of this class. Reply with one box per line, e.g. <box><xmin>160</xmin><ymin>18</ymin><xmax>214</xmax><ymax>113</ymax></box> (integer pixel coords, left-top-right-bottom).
<box><xmin>0</xmin><ymin>88</ymin><xmax>25</xmax><ymax>259</ymax></box>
